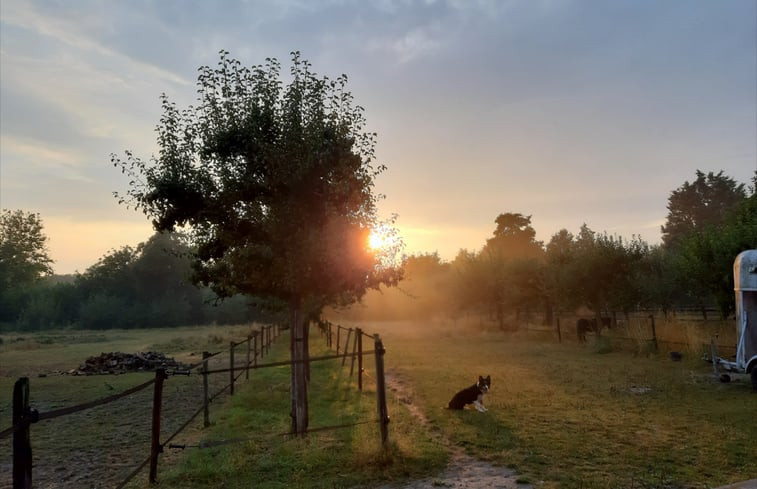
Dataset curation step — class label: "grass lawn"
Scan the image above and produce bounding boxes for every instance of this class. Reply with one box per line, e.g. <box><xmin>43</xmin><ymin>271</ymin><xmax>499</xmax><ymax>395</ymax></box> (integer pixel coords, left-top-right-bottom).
<box><xmin>154</xmin><ymin>329</ymin><xmax>446</xmax><ymax>489</ymax></box>
<box><xmin>350</xmin><ymin>320</ymin><xmax>756</xmax><ymax>489</ymax></box>
<box><xmin>2</xmin><ymin>321</ymin><xmax>754</xmax><ymax>489</ymax></box>
<box><xmin>0</xmin><ymin>325</ymin><xmax>447</xmax><ymax>489</ymax></box>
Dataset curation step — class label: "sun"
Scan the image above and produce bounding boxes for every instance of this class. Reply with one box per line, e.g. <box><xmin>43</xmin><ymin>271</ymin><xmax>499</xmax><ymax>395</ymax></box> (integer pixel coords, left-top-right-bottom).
<box><xmin>368</xmin><ymin>229</ymin><xmax>387</xmax><ymax>250</ymax></box>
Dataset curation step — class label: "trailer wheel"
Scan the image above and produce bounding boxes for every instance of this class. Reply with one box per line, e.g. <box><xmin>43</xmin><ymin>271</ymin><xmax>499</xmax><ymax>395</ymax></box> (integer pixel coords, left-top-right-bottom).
<box><xmin>752</xmin><ymin>368</ymin><xmax>757</xmax><ymax>393</ymax></box>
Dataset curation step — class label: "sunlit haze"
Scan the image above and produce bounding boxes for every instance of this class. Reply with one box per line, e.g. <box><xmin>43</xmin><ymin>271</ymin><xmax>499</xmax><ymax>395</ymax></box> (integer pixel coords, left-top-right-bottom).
<box><xmin>1</xmin><ymin>0</ymin><xmax>755</xmax><ymax>274</ymax></box>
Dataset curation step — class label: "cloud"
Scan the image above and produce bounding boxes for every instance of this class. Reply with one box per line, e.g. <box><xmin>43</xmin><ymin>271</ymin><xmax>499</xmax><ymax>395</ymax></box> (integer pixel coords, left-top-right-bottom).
<box><xmin>0</xmin><ymin>135</ymin><xmax>92</xmax><ymax>181</ymax></box>
<box><xmin>1</xmin><ymin>1</ymin><xmax>191</xmax><ymax>86</ymax></box>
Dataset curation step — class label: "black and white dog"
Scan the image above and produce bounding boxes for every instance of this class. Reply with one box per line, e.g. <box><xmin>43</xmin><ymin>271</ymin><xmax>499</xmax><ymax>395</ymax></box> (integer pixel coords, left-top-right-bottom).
<box><xmin>447</xmin><ymin>375</ymin><xmax>491</xmax><ymax>412</ymax></box>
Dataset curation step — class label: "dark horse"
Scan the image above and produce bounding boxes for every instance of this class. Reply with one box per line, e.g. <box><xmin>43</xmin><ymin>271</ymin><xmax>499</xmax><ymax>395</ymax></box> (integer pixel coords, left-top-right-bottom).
<box><xmin>576</xmin><ymin>317</ymin><xmax>612</xmax><ymax>342</ymax></box>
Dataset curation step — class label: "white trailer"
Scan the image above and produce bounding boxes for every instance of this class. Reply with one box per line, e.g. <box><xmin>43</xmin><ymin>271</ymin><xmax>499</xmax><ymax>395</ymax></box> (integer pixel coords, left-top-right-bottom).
<box><xmin>713</xmin><ymin>250</ymin><xmax>757</xmax><ymax>391</ymax></box>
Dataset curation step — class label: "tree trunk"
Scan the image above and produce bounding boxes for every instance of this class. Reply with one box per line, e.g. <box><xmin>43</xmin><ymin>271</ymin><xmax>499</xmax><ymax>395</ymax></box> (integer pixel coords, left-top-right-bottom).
<box><xmin>496</xmin><ymin>301</ymin><xmax>505</xmax><ymax>331</ymax></box>
<box><xmin>594</xmin><ymin>308</ymin><xmax>603</xmax><ymax>337</ymax></box>
<box><xmin>290</xmin><ymin>302</ymin><xmax>309</xmax><ymax>436</ymax></box>
<box><xmin>304</xmin><ymin>320</ymin><xmax>311</xmax><ymax>382</ymax></box>
<box><xmin>543</xmin><ymin>297</ymin><xmax>553</xmax><ymax>326</ymax></box>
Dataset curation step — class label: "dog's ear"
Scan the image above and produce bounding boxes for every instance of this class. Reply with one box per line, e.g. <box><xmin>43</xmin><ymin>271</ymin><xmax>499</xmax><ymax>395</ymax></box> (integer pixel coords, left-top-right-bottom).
<box><xmin>478</xmin><ymin>375</ymin><xmax>484</xmax><ymax>383</ymax></box>
<box><xmin>485</xmin><ymin>375</ymin><xmax>491</xmax><ymax>384</ymax></box>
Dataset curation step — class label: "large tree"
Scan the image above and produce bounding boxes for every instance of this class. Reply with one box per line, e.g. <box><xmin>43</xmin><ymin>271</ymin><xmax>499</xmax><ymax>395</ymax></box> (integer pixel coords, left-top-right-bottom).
<box><xmin>661</xmin><ymin>170</ymin><xmax>746</xmax><ymax>248</ymax></box>
<box><xmin>674</xmin><ymin>185</ymin><xmax>757</xmax><ymax>318</ymax></box>
<box><xmin>561</xmin><ymin>225</ymin><xmax>647</xmax><ymax>324</ymax></box>
<box><xmin>114</xmin><ymin>52</ymin><xmax>399</xmax><ymax>434</ymax></box>
<box><xmin>0</xmin><ymin>209</ymin><xmax>54</xmax><ymax>322</ymax></box>
<box><xmin>479</xmin><ymin>213</ymin><xmax>544</xmax><ymax>329</ymax></box>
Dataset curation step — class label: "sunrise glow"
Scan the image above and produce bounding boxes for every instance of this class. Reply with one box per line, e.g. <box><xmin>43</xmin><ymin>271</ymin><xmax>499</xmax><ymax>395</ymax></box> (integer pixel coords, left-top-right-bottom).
<box><xmin>368</xmin><ymin>228</ymin><xmax>388</xmax><ymax>250</ymax></box>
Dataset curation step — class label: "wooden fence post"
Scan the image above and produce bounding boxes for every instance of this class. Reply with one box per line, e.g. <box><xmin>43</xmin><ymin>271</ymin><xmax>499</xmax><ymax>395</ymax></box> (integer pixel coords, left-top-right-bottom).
<box><xmin>373</xmin><ymin>334</ymin><xmax>389</xmax><ymax>448</ymax></box>
<box><xmin>710</xmin><ymin>336</ymin><xmax>720</xmax><ymax>376</ymax></box>
<box><xmin>149</xmin><ymin>369</ymin><xmax>167</xmax><ymax>484</ymax></box>
<box><xmin>230</xmin><ymin>341</ymin><xmax>235</xmax><ymax>396</ymax></box>
<box><xmin>246</xmin><ymin>335</ymin><xmax>252</xmax><ymax>380</ymax></box>
<box><xmin>357</xmin><ymin>328</ymin><xmax>363</xmax><ymax>391</ymax></box>
<box><xmin>342</xmin><ymin>328</ymin><xmax>353</xmax><ymax>367</ymax></box>
<box><xmin>649</xmin><ymin>314</ymin><xmax>658</xmax><ymax>352</ymax></box>
<box><xmin>253</xmin><ymin>332</ymin><xmax>258</xmax><ymax>367</ymax></box>
<box><xmin>349</xmin><ymin>328</ymin><xmax>359</xmax><ymax>377</ymax></box>
<box><xmin>328</xmin><ymin>323</ymin><xmax>332</xmax><ymax>349</ymax></box>
<box><xmin>336</xmin><ymin>326</ymin><xmax>341</xmax><ymax>355</ymax></box>
<box><xmin>556</xmin><ymin>317</ymin><xmax>562</xmax><ymax>343</ymax></box>
<box><xmin>13</xmin><ymin>377</ymin><xmax>32</xmax><ymax>489</ymax></box>
<box><xmin>202</xmin><ymin>352</ymin><xmax>210</xmax><ymax>428</ymax></box>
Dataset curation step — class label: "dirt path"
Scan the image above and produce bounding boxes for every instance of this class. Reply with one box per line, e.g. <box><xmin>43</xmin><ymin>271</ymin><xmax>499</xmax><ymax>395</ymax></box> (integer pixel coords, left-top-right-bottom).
<box><xmin>378</xmin><ymin>369</ymin><xmax>532</xmax><ymax>489</ymax></box>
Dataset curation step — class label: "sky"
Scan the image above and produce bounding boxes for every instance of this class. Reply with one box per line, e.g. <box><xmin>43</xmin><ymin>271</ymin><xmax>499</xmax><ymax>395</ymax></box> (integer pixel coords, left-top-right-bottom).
<box><xmin>1</xmin><ymin>0</ymin><xmax>755</xmax><ymax>275</ymax></box>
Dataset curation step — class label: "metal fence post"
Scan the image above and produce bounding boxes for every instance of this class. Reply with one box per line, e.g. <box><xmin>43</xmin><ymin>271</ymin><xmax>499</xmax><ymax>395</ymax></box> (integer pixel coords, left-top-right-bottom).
<box><xmin>202</xmin><ymin>352</ymin><xmax>210</xmax><ymax>428</ymax></box>
<box><xmin>149</xmin><ymin>369</ymin><xmax>167</xmax><ymax>484</ymax></box>
<box><xmin>230</xmin><ymin>341</ymin><xmax>235</xmax><ymax>396</ymax></box>
<box><xmin>13</xmin><ymin>377</ymin><xmax>32</xmax><ymax>489</ymax></box>
<box><xmin>373</xmin><ymin>334</ymin><xmax>389</xmax><ymax>448</ymax></box>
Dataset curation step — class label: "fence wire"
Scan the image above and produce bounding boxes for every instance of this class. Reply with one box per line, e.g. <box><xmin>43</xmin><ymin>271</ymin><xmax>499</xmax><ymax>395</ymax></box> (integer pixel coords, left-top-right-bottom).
<box><xmin>2</xmin><ymin>325</ymin><xmax>281</xmax><ymax>489</ymax></box>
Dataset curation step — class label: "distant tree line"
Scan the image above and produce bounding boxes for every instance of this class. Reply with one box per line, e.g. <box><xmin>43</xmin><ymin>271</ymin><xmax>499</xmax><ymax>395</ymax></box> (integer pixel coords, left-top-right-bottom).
<box><xmin>338</xmin><ymin>170</ymin><xmax>757</xmax><ymax>326</ymax></box>
<box><xmin>2</xmin><ymin>170</ymin><xmax>754</xmax><ymax>332</ymax></box>
<box><xmin>0</xmin><ymin>217</ymin><xmax>276</xmax><ymax>331</ymax></box>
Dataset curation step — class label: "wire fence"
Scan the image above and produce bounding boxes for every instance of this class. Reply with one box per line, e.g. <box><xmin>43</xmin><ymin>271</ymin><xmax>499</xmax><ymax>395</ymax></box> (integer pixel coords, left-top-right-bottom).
<box><xmin>111</xmin><ymin>320</ymin><xmax>391</xmax><ymax>465</ymax></box>
<box><xmin>2</xmin><ymin>324</ymin><xmax>280</xmax><ymax>489</ymax></box>
<box><xmin>520</xmin><ymin>313</ymin><xmax>739</xmax><ymax>357</ymax></box>
<box><xmin>316</xmin><ymin>320</ymin><xmax>390</xmax><ymax>446</ymax></box>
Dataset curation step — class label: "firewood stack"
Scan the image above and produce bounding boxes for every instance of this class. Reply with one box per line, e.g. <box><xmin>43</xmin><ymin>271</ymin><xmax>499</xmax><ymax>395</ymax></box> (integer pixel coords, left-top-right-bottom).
<box><xmin>69</xmin><ymin>351</ymin><xmax>185</xmax><ymax>375</ymax></box>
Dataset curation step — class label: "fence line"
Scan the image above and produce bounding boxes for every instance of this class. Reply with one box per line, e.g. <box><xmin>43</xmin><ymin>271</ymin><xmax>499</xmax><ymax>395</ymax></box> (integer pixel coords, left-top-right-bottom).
<box><xmin>4</xmin><ymin>320</ymin><xmax>391</xmax><ymax>488</ymax></box>
<box><xmin>4</xmin><ymin>323</ymin><xmax>281</xmax><ymax>489</ymax></box>
<box><xmin>316</xmin><ymin>320</ymin><xmax>390</xmax><ymax>447</ymax></box>
<box><xmin>522</xmin><ymin>313</ymin><xmax>740</xmax><ymax>355</ymax></box>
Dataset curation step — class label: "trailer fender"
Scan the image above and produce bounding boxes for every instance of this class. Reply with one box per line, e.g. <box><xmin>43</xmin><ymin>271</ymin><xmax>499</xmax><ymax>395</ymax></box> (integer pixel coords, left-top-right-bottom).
<box><xmin>749</xmin><ymin>357</ymin><xmax>757</xmax><ymax>392</ymax></box>
<box><xmin>747</xmin><ymin>356</ymin><xmax>757</xmax><ymax>374</ymax></box>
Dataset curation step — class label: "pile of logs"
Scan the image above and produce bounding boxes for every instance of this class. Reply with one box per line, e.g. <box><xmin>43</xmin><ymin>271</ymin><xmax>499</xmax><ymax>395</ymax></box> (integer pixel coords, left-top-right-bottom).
<box><xmin>68</xmin><ymin>351</ymin><xmax>186</xmax><ymax>375</ymax></box>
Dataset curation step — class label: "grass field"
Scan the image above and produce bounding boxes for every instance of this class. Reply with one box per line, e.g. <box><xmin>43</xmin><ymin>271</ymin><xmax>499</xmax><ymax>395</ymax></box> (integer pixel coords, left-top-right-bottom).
<box><xmin>1</xmin><ymin>320</ymin><xmax>755</xmax><ymax>488</ymax></box>
<box><xmin>0</xmin><ymin>325</ymin><xmax>447</xmax><ymax>489</ymax></box>
<box><xmin>0</xmin><ymin>325</ymin><xmax>273</xmax><ymax>488</ymax></box>
<box><xmin>349</xmin><ymin>319</ymin><xmax>756</xmax><ymax>489</ymax></box>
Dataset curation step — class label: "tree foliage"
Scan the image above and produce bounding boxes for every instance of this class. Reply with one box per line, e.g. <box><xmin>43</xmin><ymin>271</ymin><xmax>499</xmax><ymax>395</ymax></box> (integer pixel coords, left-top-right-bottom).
<box><xmin>476</xmin><ymin>213</ymin><xmax>544</xmax><ymax>329</ymax></box>
<box><xmin>3</xmin><ymin>231</ymin><xmax>263</xmax><ymax>331</ymax></box>
<box><xmin>0</xmin><ymin>209</ymin><xmax>53</xmax><ymax>288</ymax></box>
<box><xmin>0</xmin><ymin>209</ymin><xmax>54</xmax><ymax>322</ymax></box>
<box><xmin>335</xmin><ymin>170</ymin><xmax>752</xmax><ymax>325</ymax></box>
<box><xmin>673</xmin><ymin>186</ymin><xmax>757</xmax><ymax>317</ymax></box>
<box><xmin>661</xmin><ymin>170</ymin><xmax>746</xmax><ymax>248</ymax></box>
<box><xmin>114</xmin><ymin>51</ymin><xmax>399</xmax><ymax>311</ymax></box>
<box><xmin>113</xmin><ymin>51</ymin><xmax>400</xmax><ymax>434</ymax></box>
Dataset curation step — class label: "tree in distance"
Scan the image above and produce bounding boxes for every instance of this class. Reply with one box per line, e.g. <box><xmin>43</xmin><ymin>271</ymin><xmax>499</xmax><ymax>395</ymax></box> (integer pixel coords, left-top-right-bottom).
<box><xmin>661</xmin><ymin>169</ymin><xmax>746</xmax><ymax>248</ymax></box>
<box><xmin>113</xmin><ymin>51</ymin><xmax>401</xmax><ymax>435</ymax></box>
<box><xmin>0</xmin><ymin>209</ymin><xmax>54</xmax><ymax>322</ymax></box>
